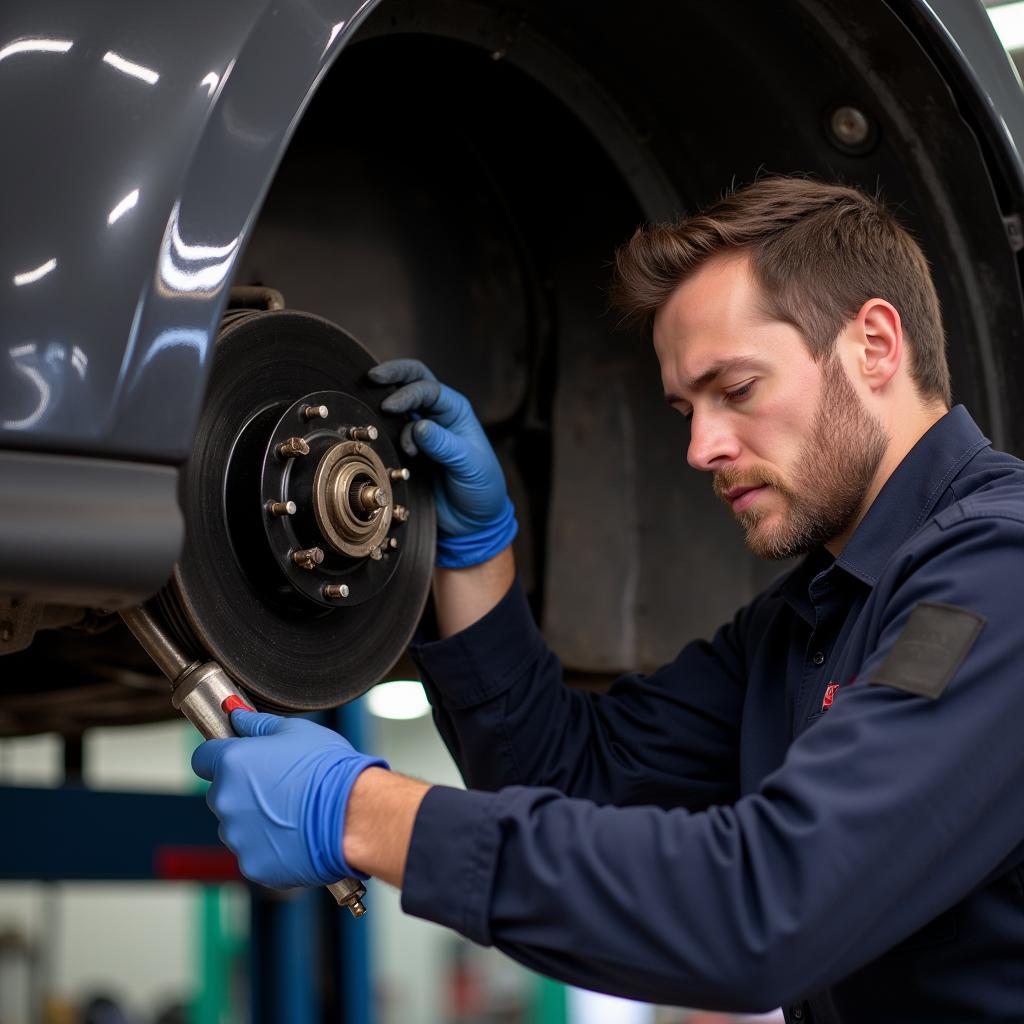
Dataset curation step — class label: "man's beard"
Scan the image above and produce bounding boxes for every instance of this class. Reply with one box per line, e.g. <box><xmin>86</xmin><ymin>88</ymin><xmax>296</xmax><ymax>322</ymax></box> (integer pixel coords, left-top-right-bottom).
<box><xmin>713</xmin><ymin>358</ymin><xmax>889</xmax><ymax>560</ymax></box>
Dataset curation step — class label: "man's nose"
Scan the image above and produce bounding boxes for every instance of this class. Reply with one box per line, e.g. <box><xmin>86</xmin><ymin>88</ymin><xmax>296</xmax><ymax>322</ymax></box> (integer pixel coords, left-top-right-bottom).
<box><xmin>686</xmin><ymin>411</ymin><xmax>741</xmax><ymax>471</ymax></box>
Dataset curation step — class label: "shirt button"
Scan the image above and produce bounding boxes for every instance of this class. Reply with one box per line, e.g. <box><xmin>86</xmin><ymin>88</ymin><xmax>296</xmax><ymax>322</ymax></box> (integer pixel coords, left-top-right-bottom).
<box><xmin>791</xmin><ymin>1007</ymin><xmax>805</xmax><ymax>1022</ymax></box>
<box><xmin>811</xmin><ymin>651</ymin><xmax>825</xmax><ymax>666</ymax></box>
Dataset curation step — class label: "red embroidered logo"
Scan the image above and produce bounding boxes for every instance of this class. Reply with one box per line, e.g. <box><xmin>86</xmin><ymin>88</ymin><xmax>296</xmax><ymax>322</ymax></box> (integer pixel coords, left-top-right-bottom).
<box><xmin>822</xmin><ymin>683</ymin><xmax>840</xmax><ymax>710</ymax></box>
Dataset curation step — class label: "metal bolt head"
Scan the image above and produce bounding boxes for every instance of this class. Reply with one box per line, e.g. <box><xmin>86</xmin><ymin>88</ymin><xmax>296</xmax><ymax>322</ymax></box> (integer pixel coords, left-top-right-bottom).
<box><xmin>268</xmin><ymin>500</ymin><xmax>297</xmax><ymax>517</ymax></box>
<box><xmin>348</xmin><ymin>425</ymin><xmax>378</xmax><ymax>442</ymax></box>
<box><xmin>303</xmin><ymin>404</ymin><xmax>329</xmax><ymax>420</ymax></box>
<box><xmin>292</xmin><ymin>546</ymin><xmax>325</xmax><ymax>570</ymax></box>
<box><xmin>387</xmin><ymin>537</ymin><xmax>399</xmax><ymax>550</ymax></box>
<box><xmin>277</xmin><ymin>436</ymin><xmax>310</xmax><ymax>459</ymax></box>
<box><xmin>323</xmin><ymin>584</ymin><xmax>350</xmax><ymax>599</ymax></box>
<box><xmin>369</xmin><ymin>545</ymin><xmax>383</xmax><ymax>561</ymax></box>
<box><xmin>392</xmin><ymin>504</ymin><xmax>409</xmax><ymax>523</ymax></box>
<box><xmin>357</xmin><ymin>484</ymin><xmax>388</xmax><ymax>512</ymax></box>
<box><xmin>829</xmin><ymin>106</ymin><xmax>871</xmax><ymax>149</ymax></box>
<box><xmin>389</xmin><ymin>467</ymin><xmax>411</xmax><ymax>481</ymax></box>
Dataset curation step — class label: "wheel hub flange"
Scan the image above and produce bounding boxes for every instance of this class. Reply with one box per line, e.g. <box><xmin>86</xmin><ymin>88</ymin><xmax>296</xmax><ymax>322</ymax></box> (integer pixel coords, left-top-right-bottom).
<box><xmin>236</xmin><ymin>389</ymin><xmax>412</xmax><ymax>609</ymax></box>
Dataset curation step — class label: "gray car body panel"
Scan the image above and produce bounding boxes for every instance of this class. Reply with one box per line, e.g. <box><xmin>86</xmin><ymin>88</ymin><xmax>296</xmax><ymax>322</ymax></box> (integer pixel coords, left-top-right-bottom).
<box><xmin>0</xmin><ymin>0</ymin><xmax>380</xmax><ymax>464</ymax></box>
<box><xmin>0</xmin><ymin>0</ymin><xmax>1021</xmax><ymax>607</ymax></box>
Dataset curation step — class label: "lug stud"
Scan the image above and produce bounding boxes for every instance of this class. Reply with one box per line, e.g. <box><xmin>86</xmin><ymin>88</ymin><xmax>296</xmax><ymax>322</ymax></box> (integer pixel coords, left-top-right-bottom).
<box><xmin>389</xmin><ymin>468</ymin><xmax>411</xmax><ymax>481</ymax></box>
<box><xmin>303</xmin><ymin>404</ymin><xmax>329</xmax><ymax>420</ymax></box>
<box><xmin>387</xmin><ymin>537</ymin><xmax>399</xmax><ymax>550</ymax></box>
<box><xmin>348</xmin><ymin>425</ymin><xmax>378</xmax><ymax>442</ymax></box>
<box><xmin>370</xmin><ymin>546</ymin><xmax>383</xmax><ymax>561</ymax></box>
<box><xmin>323</xmin><ymin>584</ymin><xmax>350</xmax><ymax>599</ymax></box>
<box><xmin>268</xmin><ymin>500</ymin><xmax>297</xmax><ymax>517</ymax></box>
<box><xmin>277</xmin><ymin>436</ymin><xmax>310</xmax><ymax>459</ymax></box>
<box><xmin>292</xmin><ymin>546</ymin><xmax>324</xmax><ymax>570</ymax></box>
<box><xmin>392</xmin><ymin>505</ymin><xmax>409</xmax><ymax>523</ymax></box>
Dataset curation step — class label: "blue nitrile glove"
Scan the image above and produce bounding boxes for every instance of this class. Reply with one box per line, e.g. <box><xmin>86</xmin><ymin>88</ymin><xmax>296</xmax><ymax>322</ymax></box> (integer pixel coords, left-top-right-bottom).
<box><xmin>367</xmin><ymin>358</ymin><xmax>518</xmax><ymax>568</ymax></box>
<box><xmin>191</xmin><ymin>709</ymin><xmax>388</xmax><ymax>889</ymax></box>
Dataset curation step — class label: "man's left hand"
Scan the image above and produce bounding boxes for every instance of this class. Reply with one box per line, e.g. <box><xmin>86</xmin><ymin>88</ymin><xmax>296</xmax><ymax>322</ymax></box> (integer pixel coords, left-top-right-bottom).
<box><xmin>191</xmin><ymin>709</ymin><xmax>388</xmax><ymax>889</ymax></box>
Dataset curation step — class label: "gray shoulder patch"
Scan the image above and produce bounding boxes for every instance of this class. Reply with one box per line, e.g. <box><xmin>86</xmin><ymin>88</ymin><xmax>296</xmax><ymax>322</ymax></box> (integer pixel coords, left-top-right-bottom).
<box><xmin>870</xmin><ymin>602</ymin><xmax>985</xmax><ymax>700</ymax></box>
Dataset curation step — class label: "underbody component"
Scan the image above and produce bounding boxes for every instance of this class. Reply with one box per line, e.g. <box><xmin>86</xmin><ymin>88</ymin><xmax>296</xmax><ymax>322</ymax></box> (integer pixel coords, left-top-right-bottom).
<box><xmin>152</xmin><ymin>307</ymin><xmax>436</xmax><ymax>712</ymax></box>
<box><xmin>0</xmin><ymin>599</ymin><xmax>84</xmax><ymax>655</ymax></box>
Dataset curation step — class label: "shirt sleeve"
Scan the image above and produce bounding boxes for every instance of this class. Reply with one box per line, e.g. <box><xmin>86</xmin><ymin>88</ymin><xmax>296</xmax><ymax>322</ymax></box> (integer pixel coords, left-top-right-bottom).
<box><xmin>411</xmin><ymin>576</ymin><xmax>751</xmax><ymax>812</ymax></box>
<box><xmin>401</xmin><ymin>508</ymin><xmax>1024</xmax><ymax>1012</ymax></box>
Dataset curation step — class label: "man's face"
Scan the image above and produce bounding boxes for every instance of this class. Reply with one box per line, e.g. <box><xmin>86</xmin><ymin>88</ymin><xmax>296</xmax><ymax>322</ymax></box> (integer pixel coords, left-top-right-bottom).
<box><xmin>652</xmin><ymin>252</ymin><xmax>889</xmax><ymax>559</ymax></box>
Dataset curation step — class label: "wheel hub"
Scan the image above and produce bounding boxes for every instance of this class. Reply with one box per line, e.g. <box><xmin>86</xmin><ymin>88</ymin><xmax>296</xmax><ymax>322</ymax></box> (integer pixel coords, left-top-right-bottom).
<box><xmin>243</xmin><ymin>389</ymin><xmax>411</xmax><ymax>609</ymax></box>
<box><xmin>313</xmin><ymin>439</ymin><xmax>394</xmax><ymax>557</ymax></box>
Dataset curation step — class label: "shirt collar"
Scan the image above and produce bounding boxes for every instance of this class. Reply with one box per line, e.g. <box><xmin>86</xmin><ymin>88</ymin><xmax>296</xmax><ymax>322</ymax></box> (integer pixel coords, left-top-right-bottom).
<box><xmin>836</xmin><ymin>405</ymin><xmax>989</xmax><ymax>586</ymax></box>
<box><xmin>771</xmin><ymin>405</ymin><xmax>989</xmax><ymax>608</ymax></box>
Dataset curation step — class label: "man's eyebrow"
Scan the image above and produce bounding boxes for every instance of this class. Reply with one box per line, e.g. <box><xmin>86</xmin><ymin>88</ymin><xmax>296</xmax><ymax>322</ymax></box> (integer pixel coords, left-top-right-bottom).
<box><xmin>663</xmin><ymin>357</ymin><xmax>766</xmax><ymax>405</ymax></box>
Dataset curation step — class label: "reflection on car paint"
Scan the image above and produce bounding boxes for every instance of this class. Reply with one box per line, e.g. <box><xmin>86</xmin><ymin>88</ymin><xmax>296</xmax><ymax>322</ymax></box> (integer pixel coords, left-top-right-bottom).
<box><xmin>101</xmin><ymin>50</ymin><xmax>160</xmax><ymax>85</ymax></box>
<box><xmin>158</xmin><ymin>201</ymin><xmax>240</xmax><ymax>297</ymax></box>
<box><xmin>141</xmin><ymin>328</ymin><xmax>209</xmax><ymax>373</ymax></box>
<box><xmin>4</xmin><ymin>342</ymin><xmax>90</xmax><ymax>431</ymax></box>
<box><xmin>4</xmin><ymin>342</ymin><xmax>52</xmax><ymax>430</ymax></box>
<box><xmin>107</xmin><ymin>189</ymin><xmax>140</xmax><ymax>225</ymax></box>
<box><xmin>12</xmin><ymin>258</ymin><xmax>57</xmax><ymax>287</ymax></box>
<box><xmin>0</xmin><ymin>38</ymin><xmax>73</xmax><ymax>62</ymax></box>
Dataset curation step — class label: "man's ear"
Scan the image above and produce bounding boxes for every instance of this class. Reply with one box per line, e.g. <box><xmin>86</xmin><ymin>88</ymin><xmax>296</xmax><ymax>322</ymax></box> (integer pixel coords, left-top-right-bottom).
<box><xmin>851</xmin><ymin>298</ymin><xmax>902</xmax><ymax>392</ymax></box>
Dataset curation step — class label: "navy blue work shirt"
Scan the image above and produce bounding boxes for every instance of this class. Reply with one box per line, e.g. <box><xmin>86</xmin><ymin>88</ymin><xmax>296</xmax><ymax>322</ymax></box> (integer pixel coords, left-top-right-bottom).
<box><xmin>403</xmin><ymin>405</ymin><xmax>1024</xmax><ymax>1024</ymax></box>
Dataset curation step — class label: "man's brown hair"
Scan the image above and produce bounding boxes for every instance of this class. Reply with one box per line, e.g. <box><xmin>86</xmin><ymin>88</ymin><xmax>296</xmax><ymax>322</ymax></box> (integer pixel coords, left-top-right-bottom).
<box><xmin>611</xmin><ymin>176</ymin><xmax>951</xmax><ymax>406</ymax></box>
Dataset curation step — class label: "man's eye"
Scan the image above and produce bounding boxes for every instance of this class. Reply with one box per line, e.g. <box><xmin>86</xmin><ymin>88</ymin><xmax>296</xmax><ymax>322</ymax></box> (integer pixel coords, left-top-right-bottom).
<box><xmin>724</xmin><ymin>380</ymin><xmax>756</xmax><ymax>403</ymax></box>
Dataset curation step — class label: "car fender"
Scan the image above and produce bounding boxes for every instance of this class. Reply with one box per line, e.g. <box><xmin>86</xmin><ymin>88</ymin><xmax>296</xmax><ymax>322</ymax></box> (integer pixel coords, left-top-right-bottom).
<box><xmin>0</xmin><ymin>0</ymin><xmax>381</xmax><ymax>462</ymax></box>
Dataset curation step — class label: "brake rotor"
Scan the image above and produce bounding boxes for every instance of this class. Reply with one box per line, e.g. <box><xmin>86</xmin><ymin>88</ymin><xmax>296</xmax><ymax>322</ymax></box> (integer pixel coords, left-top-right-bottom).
<box><xmin>156</xmin><ymin>309</ymin><xmax>435</xmax><ymax>711</ymax></box>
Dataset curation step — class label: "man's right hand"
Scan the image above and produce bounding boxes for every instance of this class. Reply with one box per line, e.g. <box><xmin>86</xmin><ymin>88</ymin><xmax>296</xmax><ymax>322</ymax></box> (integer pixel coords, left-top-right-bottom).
<box><xmin>369</xmin><ymin>359</ymin><xmax>518</xmax><ymax>570</ymax></box>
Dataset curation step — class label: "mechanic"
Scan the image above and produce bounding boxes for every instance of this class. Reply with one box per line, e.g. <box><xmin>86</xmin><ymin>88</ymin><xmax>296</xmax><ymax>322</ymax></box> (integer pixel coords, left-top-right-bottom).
<box><xmin>193</xmin><ymin>177</ymin><xmax>1024</xmax><ymax>1023</ymax></box>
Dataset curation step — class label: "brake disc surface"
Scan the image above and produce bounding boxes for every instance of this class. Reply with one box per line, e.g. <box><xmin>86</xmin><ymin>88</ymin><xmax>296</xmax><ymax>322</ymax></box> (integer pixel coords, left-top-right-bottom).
<box><xmin>157</xmin><ymin>310</ymin><xmax>435</xmax><ymax>711</ymax></box>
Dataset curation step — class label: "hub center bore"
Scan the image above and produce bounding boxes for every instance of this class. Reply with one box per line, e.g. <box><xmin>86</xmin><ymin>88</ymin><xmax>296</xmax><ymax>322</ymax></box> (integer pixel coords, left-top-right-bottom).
<box><xmin>314</xmin><ymin>441</ymin><xmax>394</xmax><ymax>557</ymax></box>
